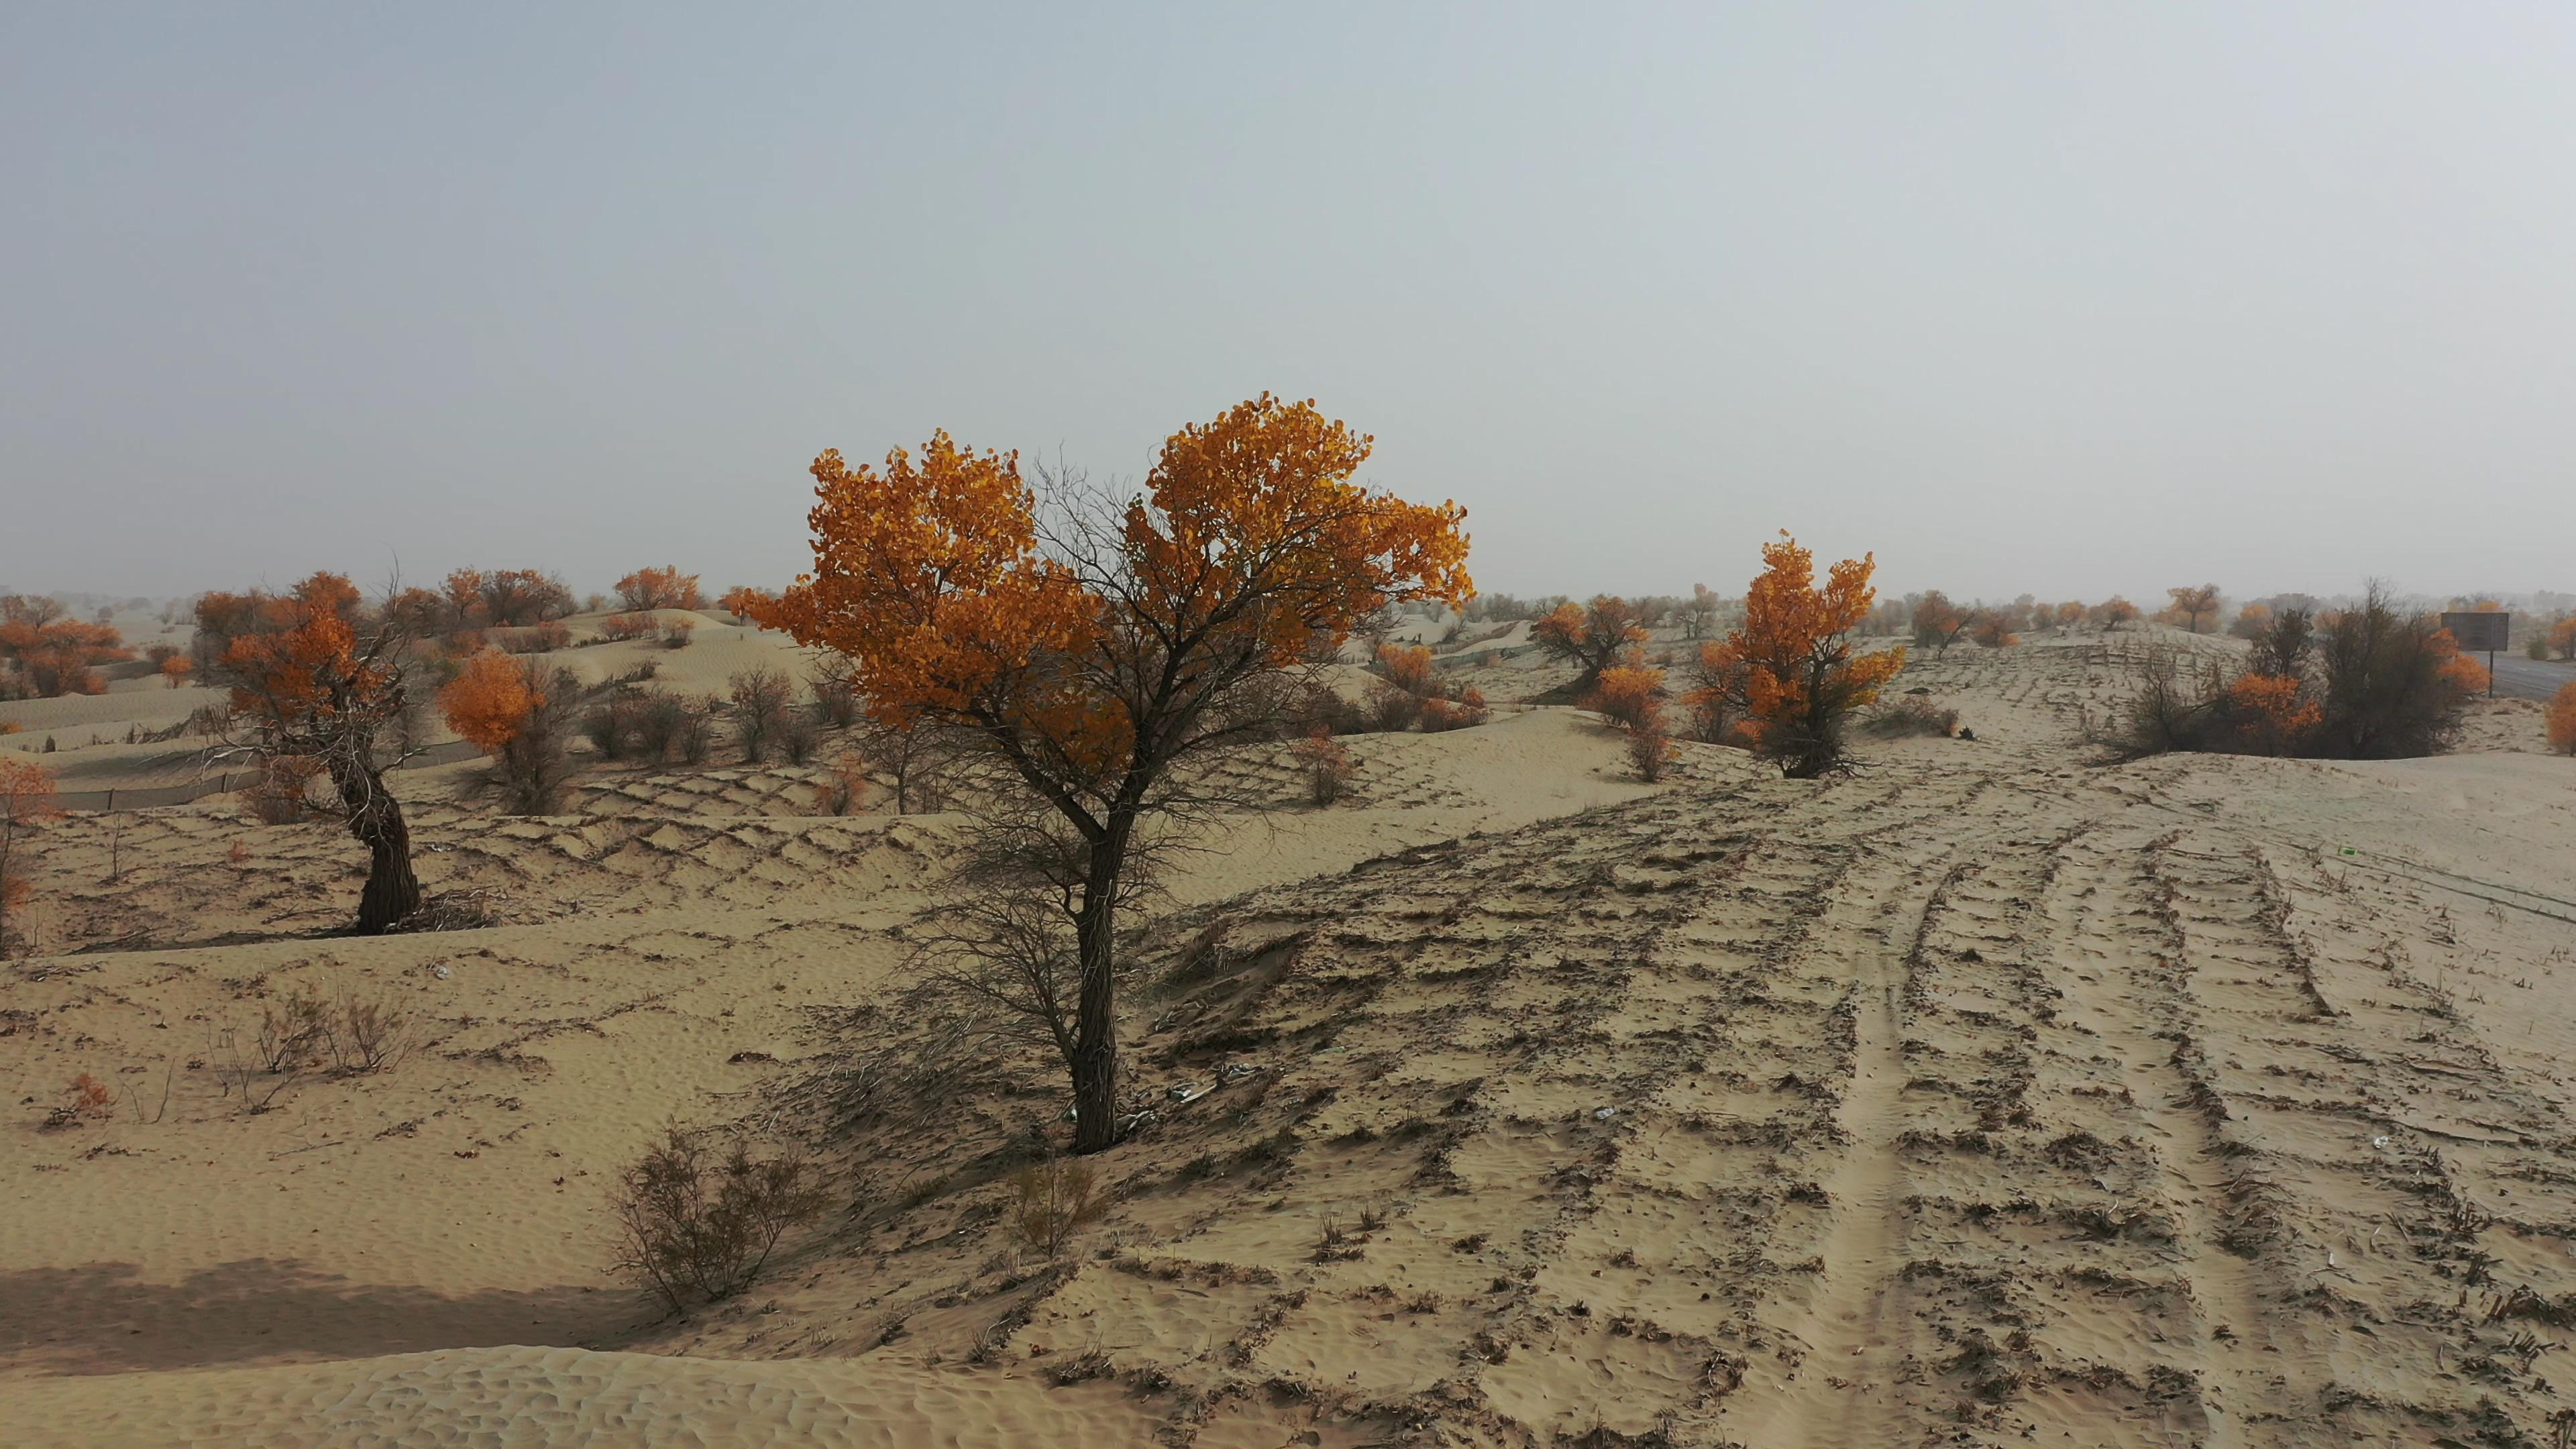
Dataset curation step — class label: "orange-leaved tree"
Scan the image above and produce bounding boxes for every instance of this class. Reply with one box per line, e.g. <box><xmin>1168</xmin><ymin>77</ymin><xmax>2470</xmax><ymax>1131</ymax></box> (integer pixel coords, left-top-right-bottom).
<box><xmin>439</xmin><ymin>649</ymin><xmax>577</xmax><ymax>814</ymax></box>
<box><xmin>614</xmin><ymin>566</ymin><xmax>704</xmax><ymax>612</ymax></box>
<box><xmin>2164</xmin><ymin>584</ymin><xmax>2222</xmax><ymax>634</ymax></box>
<box><xmin>213</xmin><ymin>573</ymin><xmax>425</xmax><ymax>932</ymax></box>
<box><xmin>2549</xmin><ymin>683</ymin><xmax>2576</xmax><ymax>755</ymax></box>
<box><xmin>1532</xmin><ymin>596</ymin><xmax>1648</xmax><ymax>697</ymax></box>
<box><xmin>719</xmin><ymin>585</ymin><xmax>778</xmax><ymax>623</ymax></box>
<box><xmin>0</xmin><ymin>757</ymin><xmax>64</xmax><ymax>955</ymax></box>
<box><xmin>755</xmin><ymin>396</ymin><xmax>1470</xmax><ymax>1150</ymax></box>
<box><xmin>1586</xmin><ymin>663</ymin><xmax>1664</xmax><ymax>733</ymax></box>
<box><xmin>1910</xmin><ymin>591</ymin><xmax>1970</xmax><ymax>655</ymax></box>
<box><xmin>1703</xmin><ymin>533</ymin><xmax>1904</xmax><ymax>778</ymax></box>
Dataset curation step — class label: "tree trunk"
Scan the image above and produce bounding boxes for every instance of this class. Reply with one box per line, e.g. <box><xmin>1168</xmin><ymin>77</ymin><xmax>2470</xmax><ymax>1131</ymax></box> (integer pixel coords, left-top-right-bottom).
<box><xmin>1068</xmin><ymin>827</ymin><xmax>1129</xmax><ymax>1155</ymax></box>
<box><xmin>333</xmin><ymin>759</ymin><xmax>421</xmax><ymax>935</ymax></box>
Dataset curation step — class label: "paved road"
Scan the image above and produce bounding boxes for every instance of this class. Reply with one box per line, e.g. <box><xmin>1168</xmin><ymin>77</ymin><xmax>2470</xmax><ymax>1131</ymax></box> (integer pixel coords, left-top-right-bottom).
<box><xmin>2487</xmin><ymin>653</ymin><xmax>2576</xmax><ymax>704</ymax></box>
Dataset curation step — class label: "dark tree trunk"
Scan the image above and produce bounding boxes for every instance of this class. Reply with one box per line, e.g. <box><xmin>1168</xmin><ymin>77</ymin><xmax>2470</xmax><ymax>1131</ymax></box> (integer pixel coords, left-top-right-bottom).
<box><xmin>1068</xmin><ymin>824</ymin><xmax>1130</xmax><ymax>1154</ymax></box>
<box><xmin>333</xmin><ymin>757</ymin><xmax>421</xmax><ymax>934</ymax></box>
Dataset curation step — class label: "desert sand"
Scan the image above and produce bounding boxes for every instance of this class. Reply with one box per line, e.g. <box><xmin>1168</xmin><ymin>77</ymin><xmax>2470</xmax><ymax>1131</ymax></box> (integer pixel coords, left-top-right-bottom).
<box><xmin>7</xmin><ymin>619</ymin><xmax>2576</xmax><ymax>1447</ymax></box>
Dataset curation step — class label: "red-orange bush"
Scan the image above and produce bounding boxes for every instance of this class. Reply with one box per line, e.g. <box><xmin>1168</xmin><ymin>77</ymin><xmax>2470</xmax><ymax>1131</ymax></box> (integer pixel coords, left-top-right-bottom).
<box><xmin>615</xmin><ymin>566</ymin><xmax>705</xmax><ymax>612</ymax></box>
<box><xmin>1586</xmin><ymin>664</ymin><xmax>1665</xmax><ymax>733</ymax></box>
<box><xmin>2549</xmin><ymin>684</ymin><xmax>2576</xmax><ymax>755</ymax></box>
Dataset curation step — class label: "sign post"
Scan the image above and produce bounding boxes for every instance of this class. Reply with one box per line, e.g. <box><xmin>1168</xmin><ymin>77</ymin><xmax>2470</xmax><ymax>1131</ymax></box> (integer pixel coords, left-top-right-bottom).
<box><xmin>2440</xmin><ymin>611</ymin><xmax>2511</xmax><ymax>698</ymax></box>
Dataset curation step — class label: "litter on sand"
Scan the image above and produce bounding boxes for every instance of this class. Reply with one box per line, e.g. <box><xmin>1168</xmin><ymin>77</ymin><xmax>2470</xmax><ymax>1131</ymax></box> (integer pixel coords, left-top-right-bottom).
<box><xmin>1593</xmin><ymin>1107</ymin><xmax>1618</xmax><ymax>1121</ymax></box>
<box><xmin>1169</xmin><ymin>1082</ymin><xmax>1212</xmax><ymax>1105</ymax></box>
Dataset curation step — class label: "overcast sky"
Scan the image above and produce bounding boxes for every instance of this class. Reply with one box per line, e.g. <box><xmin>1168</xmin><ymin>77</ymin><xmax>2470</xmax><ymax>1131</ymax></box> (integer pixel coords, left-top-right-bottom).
<box><xmin>6</xmin><ymin>3</ymin><xmax>2573</xmax><ymax>606</ymax></box>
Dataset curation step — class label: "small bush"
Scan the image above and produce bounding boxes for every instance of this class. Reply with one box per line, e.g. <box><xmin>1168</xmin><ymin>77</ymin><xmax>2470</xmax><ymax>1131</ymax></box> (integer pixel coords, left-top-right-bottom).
<box><xmin>612</xmin><ymin>1127</ymin><xmax>828</xmax><ymax>1312</ymax></box>
<box><xmin>598</xmin><ymin>612</ymin><xmax>660</xmax><ymax>643</ymax></box>
<box><xmin>780</xmin><ymin>710</ymin><xmax>821</xmax><ymax>765</ymax></box>
<box><xmin>662</xmin><ymin>617</ymin><xmax>698</xmax><ymax>649</ymax></box>
<box><xmin>1366</xmin><ymin>678</ymin><xmax>1423</xmax><ymax>733</ymax></box>
<box><xmin>1586</xmin><ymin>665</ymin><xmax>1664</xmax><ymax>733</ymax></box>
<box><xmin>1291</xmin><ymin>729</ymin><xmax>1354</xmax><ymax>806</ymax></box>
<box><xmin>1014</xmin><ymin>1157</ymin><xmax>1109</xmax><ymax>1258</ymax></box>
<box><xmin>676</xmin><ymin>699</ymin><xmax>718</xmax><ymax>765</ymax></box>
<box><xmin>580</xmin><ymin>704</ymin><xmax>626</xmax><ymax>760</ymax></box>
<box><xmin>64</xmin><ymin>1071</ymin><xmax>115</xmax><ymax>1121</ymax></box>
<box><xmin>492</xmin><ymin>622</ymin><xmax>572</xmax><ymax>655</ymax></box>
<box><xmin>730</xmin><ymin>667</ymin><xmax>792</xmax><ymax>762</ymax></box>
<box><xmin>329</xmin><ymin>985</ymin><xmax>411</xmax><ymax>1073</ymax></box>
<box><xmin>243</xmin><ymin>756</ymin><xmax>327</xmax><ymax>825</ymax></box>
<box><xmin>814</xmin><ymin>751</ymin><xmax>867</xmax><ymax>814</ymax></box>
<box><xmin>1863</xmin><ymin>697</ymin><xmax>1960</xmax><ymax>738</ymax></box>
<box><xmin>2550</xmin><ymin>684</ymin><xmax>2576</xmax><ymax>757</ymax></box>
<box><xmin>810</xmin><ymin>659</ymin><xmax>861</xmax><ymax>727</ymax></box>
<box><xmin>258</xmin><ymin>985</ymin><xmax>333</xmax><ymax>1073</ymax></box>
<box><xmin>1627</xmin><ymin>725</ymin><xmax>1676</xmax><ymax>782</ymax></box>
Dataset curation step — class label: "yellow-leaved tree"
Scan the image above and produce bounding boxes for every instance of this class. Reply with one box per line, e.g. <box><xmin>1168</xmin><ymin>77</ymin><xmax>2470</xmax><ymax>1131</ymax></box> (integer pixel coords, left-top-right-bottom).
<box><xmin>757</xmin><ymin>396</ymin><xmax>1470</xmax><ymax>1150</ymax></box>
<box><xmin>1702</xmin><ymin>533</ymin><xmax>1904</xmax><ymax>778</ymax></box>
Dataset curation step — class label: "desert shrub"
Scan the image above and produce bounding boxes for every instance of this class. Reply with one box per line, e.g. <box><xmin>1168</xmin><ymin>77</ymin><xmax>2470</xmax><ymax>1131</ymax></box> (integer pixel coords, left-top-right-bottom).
<box><xmin>2090</xmin><ymin>596</ymin><xmax>2141</xmax><ymax>629</ymax></box>
<box><xmin>1289</xmin><ymin>681</ymin><xmax>1371</xmax><ymax>737</ymax></box>
<box><xmin>1627</xmin><ymin>724</ymin><xmax>1676</xmax><ymax>781</ymax></box>
<box><xmin>1911</xmin><ymin>592</ymin><xmax>1971</xmax><ymax>654</ymax></box>
<box><xmin>613</xmin><ymin>1128</ymin><xmax>828</xmax><ymax>1311</ymax></box>
<box><xmin>614</xmin><ymin>566</ymin><xmax>704</xmax><ymax>612</ymax></box>
<box><xmin>580</xmin><ymin>702</ymin><xmax>626</xmax><ymax>759</ymax></box>
<box><xmin>1375</xmin><ymin>643</ymin><xmax>1435</xmax><ymax>695</ymax></box>
<box><xmin>598</xmin><ymin>612</ymin><xmax>660</xmax><ymax>643</ymax></box>
<box><xmin>779</xmin><ymin>710</ymin><xmax>821</xmax><ymax>765</ymax></box>
<box><xmin>243</xmin><ymin>755</ymin><xmax>329</xmax><ymax>824</ymax></box>
<box><xmin>1366</xmin><ymin>678</ymin><xmax>1424</xmax><ymax>733</ymax></box>
<box><xmin>491</xmin><ymin>622</ymin><xmax>571</xmax><ymax>654</ymax></box>
<box><xmin>2529</xmin><ymin>634</ymin><xmax>2553</xmax><ymax>662</ymax></box>
<box><xmin>1711</xmin><ymin>535</ymin><xmax>1904</xmax><ymax>778</ymax></box>
<box><xmin>1586</xmin><ymin>664</ymin><xmax>1664</xmax><ymax>732</ymax></box>
<box><xmin>1533</xmin><ymin>596</ymin><xmax>1649</xmax><ymax>695</ymax></box>
<box><xmin>1970</xmin><ymin>612</ymin><xmax>2019</xmax><ymax>649</ymax></box>
<box><xmin>1014</xmin><ymin>1157</ymin><xmax>1109</xmax><ymax>1258</ymax></box>
<box><xmin>441</xmin><ymin>653</ymin><xmax>582</xmax><ymax>813</ymax></box>
<box><xmin>628</xmin><ymin>690</ymin><xmax>688</xmax><ymax>762</ymax></box>
<box><xmin>328</xmin><ymin>985</ymin><xmax>411</xmax><ymax>1073</ymax></box>
<box><xmin>1417</xmin><ymin>695</ymin><xmax>1462</xmax><ymax>732</ymax></box>
<box><xmin>814</xmin><ymin>751</ymin><xmax>868</xmax><ymax>814</ymax></box>
<box><xmin>661</xmin><ymin>617</ymin><xmax>698</xmax><ymax>649</ymax></box>
<box><xmin>729</xmin><ymin>667</ymin><xmax>792</xmax><ymax>761</ymax></box>
<box><xmin>2225</xmin><ymin>672</ymin><xmax>2322</xmax><ymax>756</ymax></box>
<box><xmin>2315</xmin><ymin>586</ymin><xmax>2483</xmax><ymax>758</ymax></box>
<box><xmin>2550</xmin><ymin>684</ymin><xmax>2576</xmax><ymax>757</ymax></box>
<box><xmin>1291</xmin><ymin>729</ymin><xmax>1354</xmax><ymax>805</ymax></box>
<box><xmin>676</xmin><ymin>698</ymin><xmax>718</xmax><ymax>763</ymax></box>
<box><xmin>2246</xmin><ymin>607</ymin><xmax>2316</xmax><ymax>679</ymax></box>
<box><xmin>64</xmin><ymin>1071</ymin><xmax>117</xmax><ymax>1122</ymax></box>
<box><xmin>810</xmin><ymin>658</ymin><xmax>861</xmax><ymax>727</ymax></box>
<box><xmin>258</xmin><ymin>985</ymin><xmax>333</xmax><ymax>1073</ymax></box>
<box><xmin>1864</xmin><ymin>696</ymin><xmax>1960</xmax><ymax>738</ymax></box>
<box><xmin>2552</xmin><ymin>617</ymin><xmax>2576</xmax><ymax>661</ymax></box>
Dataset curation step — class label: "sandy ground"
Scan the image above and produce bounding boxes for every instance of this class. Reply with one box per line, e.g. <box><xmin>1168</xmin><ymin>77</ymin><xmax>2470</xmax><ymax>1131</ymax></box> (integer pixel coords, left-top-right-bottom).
<box><xmin>7</xmin><ymin>625</ymin><xmax>2576</xmax><ymax>1446</ymax></box>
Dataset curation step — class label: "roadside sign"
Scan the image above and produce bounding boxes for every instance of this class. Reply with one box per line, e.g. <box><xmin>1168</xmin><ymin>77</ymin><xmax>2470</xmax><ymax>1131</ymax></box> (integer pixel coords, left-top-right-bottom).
<box><xmin>2440</xmin><ymin>611</ymin><xmax>2509</xmax><ymax>698</ymax></box>
<box><xmin>2441</xmin><ymin>611</ymin><xmax>2510</xmax><ymax>653</ymax></box>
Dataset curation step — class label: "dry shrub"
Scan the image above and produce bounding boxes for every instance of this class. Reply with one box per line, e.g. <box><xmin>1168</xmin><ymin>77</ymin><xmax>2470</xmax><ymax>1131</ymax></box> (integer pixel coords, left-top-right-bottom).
<box><xmin>243</xmin><ymin>756</ymin><xmax>328</xmax><ymax>825</ymax></box>
<box><xmin>729</xmin><ymin>667</ymin><xmax>792</xmax><ymax>761</ymax></box>
<box><xmin>492</xmin><ymin>622</ymin><xmax>571</xmax><ymax>654</ymax></box>
<box><xmin>330</xmin><ymin>985</ymin><xmax>410</xmax><ymax>1073</ymax></box>
<box><xmin>779</xmin><ymin>710</ymin><xmax>821</xmax><ymax>765</ymax></box>
<box><xmin>676</xmin><ymin>698</ymin><xmax>718</xmax><ymax>764</ymax></box>
<box><xmin>661</xmin><ymin>617</ymin><xmax>698</xmax><ymax>649</ymax></box>
<box><xmin>1014</xmin><ymin>1157</ymin><xmax>1109</xmax><ymax>1258</ymax></box>
<box><xmin>1585</xmin><ymin>664</ymin><xmax>1664</xmax><ymax>732</ymax></box>
<box><xmin>612</xmin><ymin>1127</ymin><xmax>828</xmax><ymax>1311</ymax></box>
<box><xmin>258</xmin><ymin>985</ymin><xmax>333</xmax><ymax>1073</ymax></box>
<box><xmin>814</xmin><ymin>751</ymin><xmax>868</xmax><ymax>814</ymax></box>
<box><xmin>1864</xmin><ymin>696</ymin><xmax>1960</xmax><ymax>738</ymax></box>
<box><xmin>1375</xmin><ymin>643</ymin><xmax>1434</xmax><ymax>695</ymax></box>
<box><xmin>598</xmin><ymin>612</ymin><xmax>660</xmax><ymax>643</ymax></box>
<box><xmin>2550</xmin><ymin>684</ymin><xmax>2576</xmax><ymax>756</ymax></box>
<box><xmin>1366</xmin><ymin>678</ymin><xmax>1423</xmax><ymax>733</ymax></box>
<box><xmin>64</xmin><ymin>1071</ymin><xmax>115</xmax><ymax>1120</ymax></box>
<box><xmin>1627</xmin><ymin>725</ymin><xmax>1676</xmax><ymax>782</ymax></box>
<box><xmin>1291</xmin><ymin>729</ymin><xmax>1354</xmax><ymax>806</ymax></box>
<box><xmin>810</xmin><ymin>658</ymin><xmax>861</xmax><ymax>727</ymax></box>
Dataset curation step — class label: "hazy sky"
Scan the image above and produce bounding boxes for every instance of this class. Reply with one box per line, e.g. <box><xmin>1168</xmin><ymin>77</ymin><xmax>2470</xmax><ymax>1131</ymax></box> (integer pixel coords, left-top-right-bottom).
<box><xmin>7</xmin><ymin>3</ymin><xmax>2575</xmax><ymax>605</ymax></box>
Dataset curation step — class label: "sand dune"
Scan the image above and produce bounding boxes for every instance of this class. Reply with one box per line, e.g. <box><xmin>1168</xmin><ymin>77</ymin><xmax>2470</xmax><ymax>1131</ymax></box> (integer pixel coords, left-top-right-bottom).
<box><xmin>8</xmin><ymin>628</ymin><xmax>2576</xmax><ymax>1446</ymax></box>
